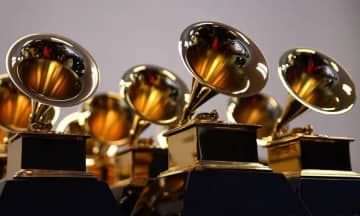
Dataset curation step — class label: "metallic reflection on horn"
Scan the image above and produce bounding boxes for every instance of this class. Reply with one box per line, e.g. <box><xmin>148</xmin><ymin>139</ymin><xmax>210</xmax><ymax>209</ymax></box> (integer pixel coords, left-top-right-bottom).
<box><xmin>57</xmin><ymin>93</ymin><xmax>133</xmax><ymax>185</ymax></box>
<box><xmin>120</xmin><ymin>64</ymin><xmax>188</xmax><ymax>145</ymax></box>
<box><xmin>272</xmin><ymin>48</ymin><xmax>356</xmax><ymax>137</ymax></box>
<box><xmin>6</xmin><ymin>33</ymin><xmax>99</xmax><ymax>131</ymax></box>
<box><xmin>227</xmin><ymin>93</ymin><xmax>283</xmax><ymax>139</ymax></box>
<box><xmin>82</xmin><ymin>92</ymin><xmax>133</xmax><ymax>145</ymax></box>
<box><xmin>178</xmin><ymin>21</ymin><xmax>269</xmax><ymax>123</ymax></box>
<box><xmin>0</xmin><ymin>74</ymin><xmax>59</xmax><ymax>178</ymax></box>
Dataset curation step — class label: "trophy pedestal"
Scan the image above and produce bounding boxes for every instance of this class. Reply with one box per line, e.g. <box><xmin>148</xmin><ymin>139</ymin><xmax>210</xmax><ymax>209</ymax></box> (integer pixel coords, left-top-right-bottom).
<box><xmin>290</xmin><ymin>176</ymin><xmax>360</xmax><ymax>215</ymax></box>
<box><xmin>111</xmin><ymin>143</ymin><xmax>168</xmax><ymax>215</ymax></box>
<box><xmin>132</xmin><ymin>165</ymin><xmax>309</xmax><ymax>215</ymax></box>
<box><xmin>132</xmin><ymin>121</ymin><xmax>310</xmax><ymax>215</ymax></box>
<box><xmin>268</xmin><ymin>135</ymin><xmax>360</xmax><ymax>215</ymax></box>
<box><xmin>0</xmin><ymin>133</ymin><xmax>119</xmax><ymax>216</ymax></box>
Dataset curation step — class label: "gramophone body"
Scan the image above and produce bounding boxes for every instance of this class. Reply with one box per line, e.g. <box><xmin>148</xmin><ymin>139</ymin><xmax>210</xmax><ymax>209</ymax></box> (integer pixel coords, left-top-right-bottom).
<box><xmin>265</xmin><ymin>48</ymin><xmax>360</xmax><ymax>215</ymax></box>
<box><xmin>0</xmin><ymin>34</ymin><xmax>119</xmax><ymax>215</ymax></box>
<box><xmin>132</xmin><ymin>22</ymin><xmax>310</xmax><ymax>215</ymax></box>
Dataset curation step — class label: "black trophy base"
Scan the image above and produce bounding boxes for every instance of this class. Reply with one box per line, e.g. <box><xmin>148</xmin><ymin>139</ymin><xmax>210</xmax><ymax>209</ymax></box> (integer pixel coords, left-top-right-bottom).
<box><xmin>290</xmin><ymin>176</ymin><xmax>360</xmax><ymax>215</ymax></box>
<box><xmin>111</xmin><ymin>182</ymin><xmax>144</xmax><ymax>216</ymax></box>
<box><xmin>0</xmin><ymin>177</ymin><xmax>120</xmax><ymax>216</ymax></box>
<box><xmin>132</xmin><ymin>169</ymin><xmax>310</xmax><ymax>216</ymax></box>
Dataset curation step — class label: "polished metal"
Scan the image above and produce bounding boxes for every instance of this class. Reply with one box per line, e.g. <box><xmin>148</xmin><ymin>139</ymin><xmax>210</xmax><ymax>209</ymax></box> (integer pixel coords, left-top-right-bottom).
<box><xmin>82</xmin><ymin>92</ymin><xmax>133</xmax><ymax>144</ymax></box>
<box><xmin>273</xmin><ymin>48</ymin><xmax>356</xmax><ymax>136</ymax></box>
<box><xmin>6</xmin><ymin>33</ymin><xmax>99</xmax><ymax>131</ymax></box>
<box><xmin>120</xmin><ymin>64</ymin><xmax>188</xmax><ymax>144</ymax></box>
<box><xmin>227</xmin><ymin>93</ymin><xmax>282</xmax><ymax>139</ymax></box>
<box><xmin>0</xmin><ymin>75</ymin><xmax>59</xmax><ymax>178</ymax></box>
<box><xmin>178</xmin><ymin>21</ymin><xmax>269</xmax><ymax>123</ymax></box>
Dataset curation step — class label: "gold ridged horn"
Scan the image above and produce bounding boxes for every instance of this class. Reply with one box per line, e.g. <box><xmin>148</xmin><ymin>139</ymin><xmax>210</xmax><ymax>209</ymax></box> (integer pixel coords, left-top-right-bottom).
<box><xmin>81</xmin><ymin>92</ymin><xmax>133</xmax><ymax>145</ymax></box>
<box><xmin>120</xmin><ymin>64</ymin><xmax>188</xmax><ymax>145</ymax></box>
<box><xmin>178</xmin><ymin>21</ymin><xmax>269</xmax><ymax>124</ymax></box>
<box><xmin>273</xmin><ymin>48</ymin><xmax>356</xmax><ymax>136</ymax></box>
<box><xmin>6</xmin><ymin>33</ymin><xmax>99</xmax><ymax>131</ymax></box>
<box><xmin>227</xmin><ymin>93</ymin><xmax>282</xmax><ymax>139</ymax></box>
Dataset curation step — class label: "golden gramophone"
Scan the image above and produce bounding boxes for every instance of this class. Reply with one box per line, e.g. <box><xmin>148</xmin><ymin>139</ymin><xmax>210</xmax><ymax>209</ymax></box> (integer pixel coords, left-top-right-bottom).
<box><xmin>57</xmin><ymin>92</ymin><xmax>133</xmax><ymax>185</ymax></box>
<box><xmin>265</xmin><ymin>48</ymin><xmax>357</xmax><ymax>177</ymax></box>
<box><xmin>117</xmin><ymin>64</ymin><xmax>187</xmax><ymax>180</ymax></box>
<box><xmin>132</xmin><ymin>22</ymin><xmax>309</xmax><ymax>216</ymax></box>
<box><xmin>165</xmin><ymin>21</ymin><xmax>269</xmax><ymax>168</ymax></box>
<box><xmin>0</xmin><ymin>34</ymin><xmax>120</xmax><ymax>215</ymax></box>
<box><xmin>0</xmin><ymin>74</ymin><xmax>59</xmax><ymax>178</ymax></box>
<box><xmin>113</xmin><ymin>64</ymin><xmax>188</xmax><ymax>214</ymax></box>
<box><xmin>264</xmin><ymin>49</ymin><xmax>360</xmax><ymax>215</ymax></box>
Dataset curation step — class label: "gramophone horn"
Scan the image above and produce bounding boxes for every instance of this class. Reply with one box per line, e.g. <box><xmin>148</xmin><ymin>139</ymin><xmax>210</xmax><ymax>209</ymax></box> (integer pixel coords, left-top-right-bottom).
<box><xmin>6</xmin><ymin>33</ymin><xmax>99</xmax><ymax>131</ymax></box>
<box><xmin>227</xmin><ymin>93</ymin><xmax>283</xmax><ymax>139</ymax></box>
<box><xmin>82</xmin><ymin>92</ymin><xmax>133</xmax><ymax>144</ymax></box>
<box><xmin>120</xmin><ymin>64</ymin><xmax>188</xmax><ymax>144</ymax></box>
<box><xmin>178</xmin><ymin>21</ymin><xmax>269</xmax><ymax>123</ymax></box>
<box><xmin>273</xmin><ymin>48</ymin><xmax>356</xmax><ymax>136</ymax></box>
<box><xmin>0</xmin><ymin>74</ymin><xmax>59</xmax><ymax>132</ymax></box>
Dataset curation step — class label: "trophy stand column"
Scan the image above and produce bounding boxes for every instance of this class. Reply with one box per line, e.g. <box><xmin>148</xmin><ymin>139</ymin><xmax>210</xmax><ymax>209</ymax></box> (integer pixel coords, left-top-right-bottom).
<box><xmin>0</xmin><ymin>133</ymin><xmax>120</xmax><ymax>216</ymax></box>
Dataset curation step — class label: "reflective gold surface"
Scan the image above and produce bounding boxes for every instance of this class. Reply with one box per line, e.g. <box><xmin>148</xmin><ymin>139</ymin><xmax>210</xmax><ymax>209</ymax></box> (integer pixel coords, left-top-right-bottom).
<box><xmin>121</xmin><ymin>65</ymin><xmax>188</xmax><ymax>125</ymax></box>
<box><xmin>7</xmin><ymin>33</ymin><xmax>99</xmax><ymax>107</ymax></box>
<box><xmin>180</xmin><ymin>21</ymin><xmax>268</xmax><ymax>96</ymax></box>
<box><xmin>178</xmin><ymin>21</ymin><xmax>268</xmax><ymax>123</ymax></box>
<box><xmin>83</xmin><ymin>93</ymin><xmax>133</xmax><ymax>143</ymax></box>
<box><xmin>227</xmin><ymin>94</ymin><xmax>282</xmax><ymax>138</ymax></box>
<box><xmin>279</xmin><ymin>48</ymin><xmax>355</xmax><ymax>113</ymax></box>
<box><xmin>18</xmin><ymin>59</ymin><xmax>81</xmax><ymax>100</ymax></box>
<box><xmin>0</xmin><ymin>75</ymin><xmax>31</xmax><ymax>131</ymax></box>
<box><xmin>6</xmin><ymin>33</ymin><xmax>99</xmax><ymax>131</ymax></box>
<box><xmin>273</xmin><ymin>48</ymin><xmax>356</xmax><ymax>135</ymax></box>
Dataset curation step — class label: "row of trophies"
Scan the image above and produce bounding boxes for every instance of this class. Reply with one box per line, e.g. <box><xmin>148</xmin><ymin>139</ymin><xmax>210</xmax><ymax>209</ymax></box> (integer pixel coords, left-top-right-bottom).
<box><xmin>0</xmin><ymin>21</ymin><xmax>358</xmax><ymax>215</ymax></box>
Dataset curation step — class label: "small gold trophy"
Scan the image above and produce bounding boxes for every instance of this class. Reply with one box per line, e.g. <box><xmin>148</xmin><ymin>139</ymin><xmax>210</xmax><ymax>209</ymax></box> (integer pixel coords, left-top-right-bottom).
<box><xmin>264</xmin><ymin>48</ymin><xmax>359</xmax><ymax>215</ymax></box>
<box><xmin>0</xmin><ymin>34</ymin><xmax>120</xmax><ymax>215</ymax></box>
<box><xmin>132</xmin><ymin>22</ymin><xmax>309</xmax><ymax>215</ymax></box>
<box><xmin>114</xmin><ymin>64</ymin><xmax>188</xmax><ymax>214</ymax></box>
<box><xmin>0</xmin><ymin>74</ymin><xmax>58</xmax><ymax>178</ymax></box>
<box><xmin>57</xmin><ymin>92</ymin><xmax>133</xmax><ymax>184</ymax></box>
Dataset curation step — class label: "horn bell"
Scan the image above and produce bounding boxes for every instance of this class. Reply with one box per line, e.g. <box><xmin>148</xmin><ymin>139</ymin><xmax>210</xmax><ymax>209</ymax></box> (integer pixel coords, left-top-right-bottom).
<box><xmin>274</xmin><ymin>48</ymin><xmax>356</xmax><ymax>135</ymax></box>
<box><xmin>82</xmin><ymin>92</ymin><xmax>133</xmax><ymax>144</ymax></box>
<box><xmin>178</xmin><ymin>21</ymin><xmax>269</xmax><ymax>123</ymax></box>
<box><xmin>120</xmin><ymin>64</ymin><xmax>188</xmax><ymax>125</ymax></box>
<box><xmin>6</xmin><ymin>33</ymin><xmax>99</xmax><ymax>107</ymax></box>
<box><xmin>227</xmin><ymin>93</ymin><xmax>283</xmax><ymax>139</ymax></box>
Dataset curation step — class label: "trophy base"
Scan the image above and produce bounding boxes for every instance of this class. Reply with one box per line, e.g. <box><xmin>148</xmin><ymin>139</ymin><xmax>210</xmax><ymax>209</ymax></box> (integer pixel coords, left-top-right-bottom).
<box><xmin>0</xmin><ymin>132</ymin><xmax>120</xmax><ymax>215</ymax></box>
<box><xmin>111</xmin><ymin>179</ymin><xmax>146</xmax><ymax>215</ymax></box>
<box><xmin>289</xmin><ymin>175</ymin><xmax>360</xmax><ymax>215</ymax></box>
<box><xmin>132</xmin><ymin>166</ymin><xmax>310</xmax><ymax>215</ymax></box>
<box><xmin>0</xmin><ymin>177</ymin><xmax>119</xmax><ymax>215</ymax></box>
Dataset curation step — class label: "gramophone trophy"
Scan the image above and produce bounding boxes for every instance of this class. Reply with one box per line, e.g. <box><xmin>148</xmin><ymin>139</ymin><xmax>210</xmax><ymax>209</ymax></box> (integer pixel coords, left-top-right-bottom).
<box><xmin>0</xmin><ymin>34</ymin><xmax>119</xmax><ymax>215</ymax></box>
<box><xmin>0</xmin><ymin>74</ymin><xmax>59</xmax><ymax>178</ymax></box>
<box><xmin>132</xmin><ymin>22</ymin><xmax>309</xmax><ymax>215</ymax></box>
<box><xmin>266</xmin><ymin>48</ymin><xmax>360</xmax><ymax>215</ymax></box>
<box><xmin>57</xmin><ymin>92</ymin><xmax>133</xmax><ymax>185</ymax></box>
<box><xmin>112</xmin><ymin>64</ymin><xmax>188</xmax><ymax>214</ymax></box>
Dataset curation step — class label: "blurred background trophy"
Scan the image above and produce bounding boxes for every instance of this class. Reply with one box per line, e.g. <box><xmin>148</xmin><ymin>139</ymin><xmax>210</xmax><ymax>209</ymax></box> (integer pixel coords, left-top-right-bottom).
<box><xmin>132</xmin><ymin>21</ymin><xmax>309</xmax><ymax>216</ymax></box>
<box><xmin>57</xmin><ymin>92</ymin><xmax>133</xmax><ymax>185</ymax></box>
<box><xmin>0</xmin><ymin>34</ymin><xmax>119</xmax><ymax>215</ymax></box>
<box><xmin>264</xmin><ymin>48</ymin><xmax>360</xmax><ymax>215</ymax></box>
<box><xmin>113</xmin><ymin>64</ymin><xmax>188</xmax><ymax>214</ymax></box>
